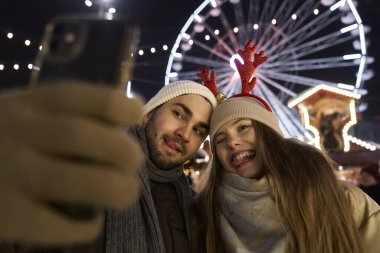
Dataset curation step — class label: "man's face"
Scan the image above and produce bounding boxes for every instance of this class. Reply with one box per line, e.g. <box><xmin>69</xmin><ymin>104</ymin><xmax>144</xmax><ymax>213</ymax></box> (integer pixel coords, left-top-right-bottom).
<box><xmin>144</xmin><ymin>94</ymin><xmax>213</xmax><ymax>170</ymax></box>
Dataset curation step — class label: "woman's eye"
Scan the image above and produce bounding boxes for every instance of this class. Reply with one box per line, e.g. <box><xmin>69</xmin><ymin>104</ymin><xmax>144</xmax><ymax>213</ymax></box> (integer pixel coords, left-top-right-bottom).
<box><xmin>215</xmin><ymin>138</ymin><xmax>225</xmax><ymax>144</ymax></box>
<box><xmin>238</xmin><ymin>124</ymin><xmax>251</xmax><ymax>131</ymax></box>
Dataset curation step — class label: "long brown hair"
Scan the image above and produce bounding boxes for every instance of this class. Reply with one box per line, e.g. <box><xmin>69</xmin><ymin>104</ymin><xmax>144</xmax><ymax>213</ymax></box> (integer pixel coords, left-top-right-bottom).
<box><xmin>195</xmin><ymin>120</ymin><xmax>363</xmax><ymax>253</ymax></box>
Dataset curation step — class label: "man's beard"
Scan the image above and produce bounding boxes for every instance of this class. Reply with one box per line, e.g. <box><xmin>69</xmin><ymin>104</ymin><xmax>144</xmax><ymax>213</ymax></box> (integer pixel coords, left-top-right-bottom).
<box><xmin>145</xmin><ymin>121</ymin><xmax>190</xmax><ymax>170</ymax></box>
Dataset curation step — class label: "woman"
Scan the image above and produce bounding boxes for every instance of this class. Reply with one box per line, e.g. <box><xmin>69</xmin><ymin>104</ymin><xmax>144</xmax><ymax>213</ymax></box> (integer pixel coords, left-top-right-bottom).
<box><xmin>193</xmin><ymin>41</ymin><xmax>380</xmax><ymax>253</ymax></box>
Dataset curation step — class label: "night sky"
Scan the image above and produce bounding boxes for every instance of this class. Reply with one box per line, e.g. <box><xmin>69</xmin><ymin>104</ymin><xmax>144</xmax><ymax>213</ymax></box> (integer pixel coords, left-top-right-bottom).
<box><xmin>0</xmin><ymin>0</ymin><xmax>379</xmax><ymax>124</ymax></box>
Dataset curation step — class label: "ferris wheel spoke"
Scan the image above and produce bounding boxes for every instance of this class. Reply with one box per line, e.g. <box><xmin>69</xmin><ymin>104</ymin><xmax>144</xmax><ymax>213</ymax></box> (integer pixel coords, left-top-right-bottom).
<box><xmin>254</xmin><ymin>0</ymin><xmax>279</xmax><ymax>46</ymax></box>
<box><xmin>247</xmin><ymin>0</ymin><xmax>261</xmax><ymax>40</ymax></box>
<box><xmin>270</xmin><ymin>30</ymin><xmax>357</xmax><ymax>63</ymax></box>
<box><xmin>203</xmin><ymin>23</ymin><xmax>235</xmax><ymax>55</ymax></box>
<box><xmin>232</xmin><ymin>1</ymin><xmax>247</xmax><ymax>43</ymax></box>
<box><xmin>261</xmin><ymin>0</ymin><xmax>318</xmax><ymax>52</ymax></box>
<box><xmin>218</xmin><ymin>10</ymin><xmax>240</xmax><ymax>49</ymax></box>
<box><xmin>191</xmin><ymin>38</ymin><xmax>231</xmax><ymax>61</ymax></box>
<box><xmin>260</xmin><ymin>1</ymin><xmax>297</xmax><ymax>51</ymax></box>
<box><xmin>182</xmin><ymin>55</ymin><xmax>229</xmax><ymax>68</ymax></box>
<box><xmin>255</xmin><ymin>84</ymin><xmax>305</xmax><ymax>137</ymax></box>
<box><xmin>282</xmin><ymin>0</ymin><xmax>319</xmax><ymax>34</ymax></box>
<box><xmin>266</xmin><ymin>56</ymin><xmax>359</xmax><ymax>72</ymax></box>
<box><xmin>265</xmin><ymin>70</ymin><xmax>338</xmax><ymax>87</ymax></box>
<box><xmin>256</xmin><ymin>73</ymin><xmax>297</xmax><ymax>97</ymax></box>
<box><xmin>266</xmin><ymin>10</ymin><xmax>340</xmax><ymax>56</ymax></box>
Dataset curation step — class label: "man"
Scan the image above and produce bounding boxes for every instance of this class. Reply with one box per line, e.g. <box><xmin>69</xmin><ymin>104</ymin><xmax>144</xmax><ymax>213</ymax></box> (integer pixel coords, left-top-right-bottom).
<box><xmin>0</xmin><ymin>79</ymin><xmax>217</xmax><ymax>252</ymax></box>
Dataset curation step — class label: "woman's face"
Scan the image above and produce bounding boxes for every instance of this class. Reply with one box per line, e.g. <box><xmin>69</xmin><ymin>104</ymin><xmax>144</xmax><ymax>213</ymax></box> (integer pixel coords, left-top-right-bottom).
<box><xmin>214</xmin><ymin>119</ymin><xmax>264</xmax><ymax>179</ymax></box>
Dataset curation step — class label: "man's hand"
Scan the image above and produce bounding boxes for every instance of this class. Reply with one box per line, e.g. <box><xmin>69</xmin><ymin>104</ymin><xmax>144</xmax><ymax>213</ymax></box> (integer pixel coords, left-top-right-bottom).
<box><xmin>0</xmin><ymin>81</ymin><xmax>144</xmax><ymax>245</ymax></box>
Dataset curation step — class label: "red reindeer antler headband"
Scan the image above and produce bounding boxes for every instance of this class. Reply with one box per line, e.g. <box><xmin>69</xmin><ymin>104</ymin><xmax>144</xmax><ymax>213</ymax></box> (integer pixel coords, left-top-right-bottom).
<box><xmin>198</xmin><ymin>40</ymin><xmax>272</xmax><ymax>111</ymax></box>
<box><xmin>230</xmin><ymin>40</ymin><xmax>272</xmax><ymax>112</ymax></box>
<box><xmin>197</xmin><ymin>66</ymin><xmax>227</xmax><ymax>103</ymax></box>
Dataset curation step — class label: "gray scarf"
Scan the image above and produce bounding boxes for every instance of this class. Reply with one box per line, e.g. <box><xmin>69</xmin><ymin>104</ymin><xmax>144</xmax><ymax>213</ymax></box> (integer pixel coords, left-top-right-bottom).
<box><xmin>105</xmin><ymin>126</ymin><xmax>192</xmax><ymax>253</ymax></box>
<box><xmin>219</xmin><ymin>173</ymin><xmax>286</xmax><ymax>253</ymax></box>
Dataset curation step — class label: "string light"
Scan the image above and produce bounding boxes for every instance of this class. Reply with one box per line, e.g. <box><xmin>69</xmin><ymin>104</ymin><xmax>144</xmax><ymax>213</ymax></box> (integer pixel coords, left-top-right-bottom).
<box><xmin>84</xmin><ymin>0</ymin><xmax>92</xmax><ymax>7</ymax></box>
<box><xmin>13</xmin><ymin>64</ymin><xmax>19</xmax><ymax>70</ymax></box>
<box><xmin>7</xmin><ymin>33</ymin><xmax>13</xmax><ymax>39</ymax></box>
<box><xmin>0</xmin><ymin>64</ymin><xmax>4</xmax><ymax>70</ymax></box>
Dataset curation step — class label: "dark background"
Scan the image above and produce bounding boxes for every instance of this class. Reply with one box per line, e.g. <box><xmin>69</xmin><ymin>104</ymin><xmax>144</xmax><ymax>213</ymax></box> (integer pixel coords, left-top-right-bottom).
<box><xmin>0</xmin><ymin>0</ymin><xmax>379</xmax><ymax>139</ymax></box>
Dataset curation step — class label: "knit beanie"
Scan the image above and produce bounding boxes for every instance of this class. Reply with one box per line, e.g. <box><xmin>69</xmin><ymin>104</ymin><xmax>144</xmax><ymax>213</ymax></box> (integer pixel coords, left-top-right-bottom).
<box><xmin>210</xmin><ymin>95</ymin><xmax>283</xmax><ymax>144</ymax></box>
<box><xmin>361</xmin><ymin>163</ymin><xmax>380</xmax><ymax>183</ymax></box>
<box><xmin>143</xmin><ymin>80</ymin><xmax>218</xmax><ymax>116</ymax></box>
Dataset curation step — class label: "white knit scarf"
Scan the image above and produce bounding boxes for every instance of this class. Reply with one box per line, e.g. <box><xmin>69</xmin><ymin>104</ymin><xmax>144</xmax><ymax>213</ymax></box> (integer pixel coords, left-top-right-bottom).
<box><xmin>218</xmin><ymin>173</ymin><xmax>287</xmax><ymax>253</ymax></box>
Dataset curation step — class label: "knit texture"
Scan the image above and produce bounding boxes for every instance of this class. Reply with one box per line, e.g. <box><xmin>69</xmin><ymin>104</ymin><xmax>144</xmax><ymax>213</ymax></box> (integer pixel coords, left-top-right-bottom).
<box><xmin>219</xmin><ymin>173</ymin><xmax>286</xmax><ymax>253</ymax></box>
<box><xmin>210</xmin><ymin>96</ymin><xmax>283</xmax><ymax>144</ymax></box>
<box><xmin>105</xmin><ymin>126</ymin><xmax>193</xmax><ymax>253</ymax></box>
<box><xmin>143</xmin><ymin>80</ymin><xmax>218</xmax><ymax>116</ymax></box>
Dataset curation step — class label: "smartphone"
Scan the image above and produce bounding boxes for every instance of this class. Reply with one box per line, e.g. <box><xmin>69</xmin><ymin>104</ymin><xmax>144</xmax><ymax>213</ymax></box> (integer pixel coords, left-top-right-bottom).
<box><xmin>30</xmin><ymin>14</ymin><xmax>139</xmax><ymax>89</ymax></box>
<box><xmin>30</xmin><ymin>14</ymin><xmax>139</xmax><ymax>220</ymax></box>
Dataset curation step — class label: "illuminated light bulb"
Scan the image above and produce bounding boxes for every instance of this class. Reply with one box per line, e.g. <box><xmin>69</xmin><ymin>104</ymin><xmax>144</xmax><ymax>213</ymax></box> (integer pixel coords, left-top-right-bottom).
<box><xmin>85</xmin><ymin>0</ymin><xmax>92</xmax><ymax>7</ymax></box>
<box><xmin>194</xmin><ymin>14</ymin><xmax>203</xmax><ymax>23</ymax></box>
<box><xmin>108</xmin><ymin>8</ymin><xmax>116</xmax><ymax>13</ymax></box>
<box><xmin>292</xmin><ymin>14</ymin><xmax>297</xmax><ymax>20</ymax></box>
<box><xmin>163</xmin><ymin>45</ymin><xmax>168</xmax><ymax>51</ymax></box>
<box><xmin>214</xmin><ymin>29</ymin><xmax>220</xmax><ymax>35</ymax></box>
<box><xmin>181</xmin><ymin>33</ymin><xmax>191</xmax><ymax>40</ymax></box>
<box><xmin>189</xmin><ymin>39</ymin><xmax>194</xmax><ymax>45</ymax></box>
<box><xmin>39</xmin><ymin>45</ymin><xmax>43</xmax><ymax>51</ymax></box>
<box><xmin>25</xmin><ymin>40</ymin><xmax>31</xmax><ymax>46</ymax></box>
<box><xmin>173</xmin><ymin>52</ymin><xmax>183</xmax><ymax>59</ymax></box>
<box><xmin>0</xmin><ymin>64</ymin><xmax>4</xmax><ymax>70</ymax></box>
<box><xmin>168</xmin><ymin>72</ymin><xmax>178</xmax><ymax>78</ymax></box>
<box><xmin>210</xmin><ymin>0</ymin><xmax>217</xmax><ymax>8</ymax></box>
<box><xmin>233</xmin><ymin>27</ymin><xmax>239</xmax><ymax>33</ymax></box>
<box><xmin>28</xmin><ymin>64</ymin><xmax>33</xmax><ymax>70</ymax></box>
<box><xmin>272</xmin><ymin>19</ymin><xmax>277</xmax><ymax>25</ymax></box>
<box><xmin>205</xmin><ymin>35</ymin><xmax>210</xmax><ymax>40</ymax></box>
<box><xmin>314</xmin><ymin>9</ymin><xmax>319</xmax><ymax>15</ymax></box>
<box><xmin>253</xmin><ymin>24</ymin><xmax>259</xmax><ymax>30</ymax></box>
<box><xmin>138</xmin><ymin>50</ymin><xmax>144</xmax><ymax>56</ymax></box>
<box><xmin>13</xmin><ymin>64</ymin><xmax>19</xmax><ymax>70</ymax></box>
<box><xmin>150</xmin><ymin>47</ymin><xmax>156</xmax><ymax>53</ymax></box>
<box><xmin>7</xmin><ymin>32</ymin><xmax>13</xmax><ymax>39</ymax></box>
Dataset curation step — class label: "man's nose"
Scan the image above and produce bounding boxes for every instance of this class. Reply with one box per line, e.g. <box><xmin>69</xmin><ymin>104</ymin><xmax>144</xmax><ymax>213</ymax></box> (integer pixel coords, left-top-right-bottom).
<box><xmin>175</xmin><ymin>124</ymin><xmax>192</xmax><ymax>142</ymax></box>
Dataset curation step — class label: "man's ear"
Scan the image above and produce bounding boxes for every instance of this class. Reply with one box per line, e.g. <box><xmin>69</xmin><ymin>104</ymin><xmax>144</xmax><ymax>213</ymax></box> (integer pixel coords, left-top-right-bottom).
<box><xmin>143</xmin><ymin>112</ymin><xmax>153</xmax><ymax>124</ymax></box>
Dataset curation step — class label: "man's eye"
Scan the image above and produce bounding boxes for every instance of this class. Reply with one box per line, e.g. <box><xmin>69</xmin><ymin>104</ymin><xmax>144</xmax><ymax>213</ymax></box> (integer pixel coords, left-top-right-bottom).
<box><xmin>174</xmin><ymin>111</ymin><xmax>184</xmax><ymax>119</ymax></box>
<box><xmin>193</xmin><ymin>127</ymin><xmax>205</xmax><ymax>137</ymax></box>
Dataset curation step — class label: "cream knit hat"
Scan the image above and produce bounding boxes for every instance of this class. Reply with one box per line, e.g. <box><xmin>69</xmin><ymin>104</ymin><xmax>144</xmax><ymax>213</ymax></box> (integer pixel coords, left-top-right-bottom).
<box><xmin>210</xmin><ymin>95</ymin><xmax>283</xmax><ymax>145</ymax></box>
<box><xmin>207</xmin><ymin>40</ymin><xmax>283</xmax><ymax>143</ymax></box>
<box><xmin>143</xmin><ymin>80</ymin><xmax>218</xmax><ymax>116</ymax></box>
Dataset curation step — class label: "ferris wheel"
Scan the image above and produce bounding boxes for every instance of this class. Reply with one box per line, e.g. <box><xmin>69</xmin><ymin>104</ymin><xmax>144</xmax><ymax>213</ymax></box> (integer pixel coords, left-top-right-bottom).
<box><xmin>165</xmin><ymin>0</ymin><xmax>371</xmax><ymax>138</ymax></box>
